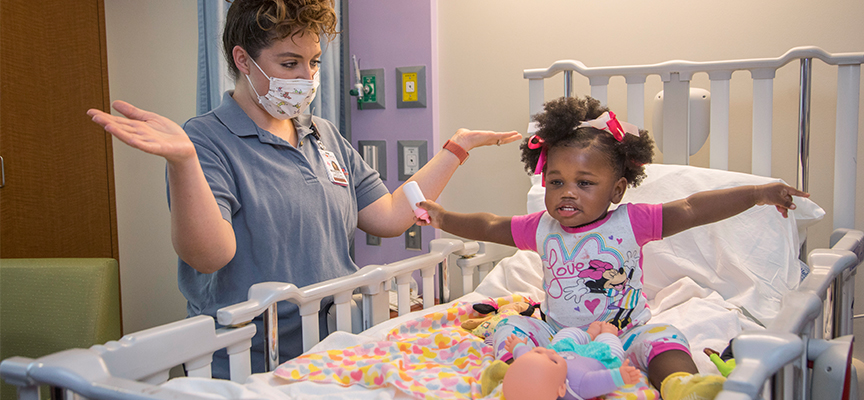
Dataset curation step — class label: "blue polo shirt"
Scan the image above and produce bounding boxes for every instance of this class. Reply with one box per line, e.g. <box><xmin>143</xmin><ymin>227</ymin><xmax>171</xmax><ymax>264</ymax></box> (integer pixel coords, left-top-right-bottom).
<box><xmin>173</xmin><ymin>92</ymin><xmax>388</xmax><ymax>377</ymax></box>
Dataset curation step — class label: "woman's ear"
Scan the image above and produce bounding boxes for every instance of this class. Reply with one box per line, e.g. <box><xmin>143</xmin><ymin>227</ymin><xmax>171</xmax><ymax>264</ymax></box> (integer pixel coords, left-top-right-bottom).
<box><xmin>611</xmin><ymin>176</ymin><xmax>627</xmax><ymax>204</ymax></box>
<box><xmin>233</xmin><ymin>45</ymin><xmax>252</xmax><ymax>76</ymax></box>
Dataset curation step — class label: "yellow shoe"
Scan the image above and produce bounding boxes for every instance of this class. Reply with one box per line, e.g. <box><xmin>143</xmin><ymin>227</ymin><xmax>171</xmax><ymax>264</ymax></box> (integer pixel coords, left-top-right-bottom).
<box><xmin>660</xmin><ymin>372</ymin><xmax>726</xmax><ymax>400</ymax></box>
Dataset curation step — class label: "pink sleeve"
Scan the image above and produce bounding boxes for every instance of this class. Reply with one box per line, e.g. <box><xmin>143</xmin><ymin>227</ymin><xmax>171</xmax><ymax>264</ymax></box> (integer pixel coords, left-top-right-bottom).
<box><xmin>627</xmin><ymin>203</ymin><xmax>663</xmax><ymax>247</ymax></box>
<box><xmin>510</xmin><ymin>212</ymin><xmax>544</xmax><ymax>252</ymax></box>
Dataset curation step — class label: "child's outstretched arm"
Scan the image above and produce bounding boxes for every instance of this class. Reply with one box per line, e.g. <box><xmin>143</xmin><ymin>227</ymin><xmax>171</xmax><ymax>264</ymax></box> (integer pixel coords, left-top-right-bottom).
<box><xmin>415</xmin><ymin>200</ymin><xmax>516</xmax><ymax>247</ymax></box>
<box><xmin>662</xmin><ymin>182</ymin><xmax>809</xmax><ymax>238</ymax></box>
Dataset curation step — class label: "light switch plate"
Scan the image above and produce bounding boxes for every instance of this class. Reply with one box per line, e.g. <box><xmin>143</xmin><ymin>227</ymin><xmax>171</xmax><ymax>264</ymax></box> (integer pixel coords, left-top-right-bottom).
<box><xmin>405</xmin><ymin>224</ymin><xmax>422</xmax><ymax>250</ymax></box>
<box><xmin>397</xmin><ymin>140</ymin><xmax>427</xmax><ymax>181</ymax></box>
<box><xmin>396</xmin><ymin>66</ymin><xmax>426</xmax><ymax>109</ymax></box>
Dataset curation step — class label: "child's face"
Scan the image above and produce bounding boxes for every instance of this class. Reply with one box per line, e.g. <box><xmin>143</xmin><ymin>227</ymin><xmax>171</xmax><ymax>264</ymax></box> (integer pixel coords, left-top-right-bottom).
<box><xmin>544</xmin><ymin>144</ymin><xmax>627</xmax><ymax>228</ymax></box>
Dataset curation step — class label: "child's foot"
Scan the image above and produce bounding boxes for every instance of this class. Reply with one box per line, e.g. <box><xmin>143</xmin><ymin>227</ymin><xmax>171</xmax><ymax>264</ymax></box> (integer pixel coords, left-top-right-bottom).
<box><xmin>586</xmin><ymin>321</ymin><xmax>603</xmax><ymax>339</ymax></box>
<box><xmin>660</xmin><ymin>372</ymin><xmax>725</xmax><ymax>400</ymax></box>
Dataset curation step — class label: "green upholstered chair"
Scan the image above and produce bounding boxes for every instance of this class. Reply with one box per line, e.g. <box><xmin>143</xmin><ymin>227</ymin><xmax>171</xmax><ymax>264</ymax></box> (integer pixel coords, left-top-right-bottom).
<box><xmin>0</xmin><ymin>258</ymin><xmax>122</xmax><ymax>400</ymax></box>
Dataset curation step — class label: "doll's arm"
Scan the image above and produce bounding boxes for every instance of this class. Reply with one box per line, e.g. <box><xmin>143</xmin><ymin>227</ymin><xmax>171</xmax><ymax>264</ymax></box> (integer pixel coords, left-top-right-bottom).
<box><xmin>415</xmin><ymin>200</ymin><xmax>516</xmax><ymax>246</ymax></box>
<box><xmin>505</xmin><ymin>335</ymin><xmax>529</xmax><ymax>355</ymax></box>
<box><xmin>662</xmin><ymin>182</ymin><xmax>809</xmax><ymax>238</ymax></box>
<box><xmin>569</xmin><ymin>360</ymin><xmax>630</xmax><ymax>399</ymax></box>
<box><xmin>618</xmin><ymin>359</ymin><xmax>641</xmax><ymax>385</ymax></box>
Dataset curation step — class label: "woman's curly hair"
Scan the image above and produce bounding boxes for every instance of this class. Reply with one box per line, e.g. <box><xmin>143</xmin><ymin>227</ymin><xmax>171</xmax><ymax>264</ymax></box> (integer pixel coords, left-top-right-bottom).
<box><xmin>520</xmin><ymin>96</ymin><xmax>655</xmax><ymax>187</ymax></box>
<box><xmin>222</xmin><ymin>0</ymin><xmax>339</xmax><ymax>80</ymax></box>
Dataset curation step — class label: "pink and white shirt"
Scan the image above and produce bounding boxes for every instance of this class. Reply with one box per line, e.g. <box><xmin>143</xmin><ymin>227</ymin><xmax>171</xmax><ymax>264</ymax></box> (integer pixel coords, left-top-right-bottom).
<box><xmin>511</xmin><ymin>204</ymin><xmax>663</xmax><ymax>331</ymax></box>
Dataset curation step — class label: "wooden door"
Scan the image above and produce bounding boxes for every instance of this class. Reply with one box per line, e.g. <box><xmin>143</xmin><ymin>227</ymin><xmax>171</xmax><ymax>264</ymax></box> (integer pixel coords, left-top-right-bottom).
<box><xmin>0</xmin><ymin>0</ymin><xmax>118</xmax><ymax>259</ymax></box>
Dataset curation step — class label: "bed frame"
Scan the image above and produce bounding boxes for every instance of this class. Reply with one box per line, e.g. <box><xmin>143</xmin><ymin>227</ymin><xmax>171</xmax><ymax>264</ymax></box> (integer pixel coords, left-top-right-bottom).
<box><xmin>2</xmin><ymin>46</ymin><xmax>862</xmax><ymax>400</ymax></box>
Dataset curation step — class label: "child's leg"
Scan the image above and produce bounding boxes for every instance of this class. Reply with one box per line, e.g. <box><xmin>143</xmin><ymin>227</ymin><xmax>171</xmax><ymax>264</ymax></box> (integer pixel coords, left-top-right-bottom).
<box><xmin>619</xmin><ymin>323</ymin><xmax>691</xmax><ymax>374</ymax></box>
<box><xmin>487</xmin><ymin>315</ymin><xmax>555</xmax><ymax>361</ymax></box>
<box><xmin>620</xmin><ymin>324</ymin><xmax>723</xmax><ymax>400</ymax></box>
<box><xmin>645</xmin><ymin>348</ymin><xmax>698</xmax><ymax>388</ymax></box>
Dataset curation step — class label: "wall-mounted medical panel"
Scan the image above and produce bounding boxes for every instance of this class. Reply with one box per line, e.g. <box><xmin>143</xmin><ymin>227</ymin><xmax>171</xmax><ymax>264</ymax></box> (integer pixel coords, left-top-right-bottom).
<box><xmin>358</xmin><ymin>140</ymin><xmax>387</xmax><ymax>180</ymax></box>
<box><xmin>396</xmin><ymin>66</ymin><xmax>426</xmax><ymax>109</ymax></box>
<box><xmin>358</xmin><ymin>68</ymin><xmax>385</xmax><ymax>109</ymax></box>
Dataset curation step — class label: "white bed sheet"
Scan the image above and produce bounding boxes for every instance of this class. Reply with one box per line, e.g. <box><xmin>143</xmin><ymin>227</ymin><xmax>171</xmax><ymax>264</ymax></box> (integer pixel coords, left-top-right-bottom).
<box><xmin>159</xmin><ymin>254</ymin><xmax>760</xmax><ymax>399</ymax></box>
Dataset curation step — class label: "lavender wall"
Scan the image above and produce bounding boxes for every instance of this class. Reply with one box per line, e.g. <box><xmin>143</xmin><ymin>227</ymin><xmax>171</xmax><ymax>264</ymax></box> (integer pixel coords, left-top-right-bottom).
<box><xmin>349</xmin><ymin>1</ymin><xmax>440</xmax><ymax>267</ymax></box>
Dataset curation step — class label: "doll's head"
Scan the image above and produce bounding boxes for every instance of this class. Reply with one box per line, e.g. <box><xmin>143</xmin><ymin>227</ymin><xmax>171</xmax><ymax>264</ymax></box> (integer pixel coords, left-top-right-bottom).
<box><xmin>520</xmin><ymin>96</ymin><xmax>654</xmax><ymax>227</ymax></box>
<box><xmin>502</xmin><ymin>347</ymin><xmax>568</xmax><ymax>400</ymax></box>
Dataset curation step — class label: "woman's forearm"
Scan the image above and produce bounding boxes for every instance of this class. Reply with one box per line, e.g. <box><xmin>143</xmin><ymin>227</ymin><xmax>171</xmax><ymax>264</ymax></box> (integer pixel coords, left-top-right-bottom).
<box><xmin>167</xmin><ymin>156</ymin><xmax>236</xmax><ymax>273</ymax></box>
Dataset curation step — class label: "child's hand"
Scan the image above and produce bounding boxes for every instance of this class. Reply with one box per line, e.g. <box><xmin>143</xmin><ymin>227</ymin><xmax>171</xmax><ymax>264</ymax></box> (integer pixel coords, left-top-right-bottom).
<box><xmin>619</xmin><ymin>359</ymin><xmax>641</xmax><ymax>385</ymax></box>
<box><xmin>415</xmin><ymin>200</ymin><xmax>445</xmax><ymax>228</ymax></box>
<box><xmin>504</xmin><ymin>334</ymin><xmax>527</xmax><ymax>353</ymax></box>
<box><xmin>755</xmin><ymin>182</ymin><xmax>809</xmax><ymax>218</ymax></box>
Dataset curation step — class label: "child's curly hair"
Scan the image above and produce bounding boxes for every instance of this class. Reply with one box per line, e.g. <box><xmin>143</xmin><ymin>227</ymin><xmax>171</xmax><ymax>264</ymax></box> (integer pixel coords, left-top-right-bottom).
<box><xmin>520</xmin><ymin>96</ymin><xmax>655</xmax><ymax>187</ymax></box>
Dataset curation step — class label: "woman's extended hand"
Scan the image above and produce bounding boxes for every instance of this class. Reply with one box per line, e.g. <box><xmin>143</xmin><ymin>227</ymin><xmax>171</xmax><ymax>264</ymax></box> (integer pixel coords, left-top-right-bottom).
<box><xmin>448</xmin><ymin>128</ymin><xmax>522</xmax><ymax>151</ymax></box>
<box><xmin>87</xmin><ymin>100</ymin><xmax>196</xmax><ymax>163</ymax></box>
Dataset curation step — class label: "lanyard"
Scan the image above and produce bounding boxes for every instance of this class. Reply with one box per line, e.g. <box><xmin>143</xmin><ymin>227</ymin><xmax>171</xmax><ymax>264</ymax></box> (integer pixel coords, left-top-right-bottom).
<box><xmin>310</xmin><ymin>122</ymin><xmax>325</xmax><ymax>150</ymax></box>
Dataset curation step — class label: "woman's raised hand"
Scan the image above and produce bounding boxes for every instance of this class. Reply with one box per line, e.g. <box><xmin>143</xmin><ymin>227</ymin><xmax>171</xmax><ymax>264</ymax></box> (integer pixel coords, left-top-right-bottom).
<box><xmin>88</xmin><ymin>100</ymin><xmax>196</xmax><ymax>163</ymax></box>
<box><xmin>450</xmin><ymin>128</ymin><xmax>522</xmax><ymax>151</ymax></box>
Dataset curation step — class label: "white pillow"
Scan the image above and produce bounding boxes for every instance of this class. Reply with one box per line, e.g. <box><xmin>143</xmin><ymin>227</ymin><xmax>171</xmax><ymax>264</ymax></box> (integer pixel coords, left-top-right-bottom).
<box><xmin>525</xmin><ymin>164</ymin><xmax>825</xmax><ymax>325</ymax></box>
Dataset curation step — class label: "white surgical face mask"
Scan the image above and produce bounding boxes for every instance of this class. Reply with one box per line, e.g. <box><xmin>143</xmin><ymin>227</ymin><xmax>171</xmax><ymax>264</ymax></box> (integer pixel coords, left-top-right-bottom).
<box><xmin>245</xmin><ymin>58</ymin><xmax>319</xmax><ymax>120</ymax></box>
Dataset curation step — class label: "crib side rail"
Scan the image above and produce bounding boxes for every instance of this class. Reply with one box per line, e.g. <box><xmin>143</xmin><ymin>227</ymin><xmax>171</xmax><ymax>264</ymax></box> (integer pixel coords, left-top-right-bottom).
<box><xmin>216</xmin><ymin>238</ymin><xmax>466</xmax><ymax>361</ymax></box>
<box><xmin>0</xmin><ymin>315</ymin><xmax>257</xmax><ymax>400</ymax></box>
<box><xmin>455</xmin><ymin>241</ymin><xmax>518</xmax><ymax>295</ymax></box>
<box><xmin>719</xmin><ymin>229</ymin><xmax>863</xmax><ymax>400</ymax></box>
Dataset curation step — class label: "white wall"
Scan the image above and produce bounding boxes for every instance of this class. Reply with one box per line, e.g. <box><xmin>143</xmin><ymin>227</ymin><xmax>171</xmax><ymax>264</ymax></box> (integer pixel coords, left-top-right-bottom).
<box><xmin>436</xmin><ymin>0</ymin><xmax>864</xmax><ymax>252</ymax></box>
<box><xmin>104</xmin><ymin>0</ymin><xmax>197</xmax><ymax>333</ymax></box>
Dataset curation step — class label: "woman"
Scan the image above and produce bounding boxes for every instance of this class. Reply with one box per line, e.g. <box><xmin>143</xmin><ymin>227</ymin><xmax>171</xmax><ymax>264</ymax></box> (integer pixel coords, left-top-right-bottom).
<box><xmin>88</xmin><ymin>0</ymin><xmax>520</xmax><ymax>378</ymax></box>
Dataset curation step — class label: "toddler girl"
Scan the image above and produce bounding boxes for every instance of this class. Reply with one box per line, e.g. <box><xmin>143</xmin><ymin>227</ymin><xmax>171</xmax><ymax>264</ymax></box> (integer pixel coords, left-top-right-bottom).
<box><xmin>416</xmin><ymin>96</ymin><xmax>808</xmax><ymax>400</ymax></box>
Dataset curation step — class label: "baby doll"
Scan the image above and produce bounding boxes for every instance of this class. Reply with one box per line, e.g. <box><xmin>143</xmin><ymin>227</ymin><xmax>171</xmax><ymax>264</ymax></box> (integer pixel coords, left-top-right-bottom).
<box><xmin>501</xmin><ymin>320</ymin><xmax>641</xmax><ymax>400</ymax></box>
<box><xmin>415</xmin><ymin>95</ymin><xmax>808</xmax><ymax>400</ymax></box>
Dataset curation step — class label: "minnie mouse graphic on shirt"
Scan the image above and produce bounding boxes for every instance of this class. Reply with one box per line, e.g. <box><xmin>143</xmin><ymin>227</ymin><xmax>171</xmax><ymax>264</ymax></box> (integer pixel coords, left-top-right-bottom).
<box><xmin>578</xmin><ymin>257</ymin><xmax>641</xmax><ymax>330</ymax></box>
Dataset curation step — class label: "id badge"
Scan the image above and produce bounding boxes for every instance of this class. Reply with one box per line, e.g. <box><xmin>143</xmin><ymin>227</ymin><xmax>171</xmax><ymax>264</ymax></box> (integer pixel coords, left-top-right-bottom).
<box><xmin>319</xmin><ymin>149</ymin><xmax>348</xmax><ymax>186</ymax></box>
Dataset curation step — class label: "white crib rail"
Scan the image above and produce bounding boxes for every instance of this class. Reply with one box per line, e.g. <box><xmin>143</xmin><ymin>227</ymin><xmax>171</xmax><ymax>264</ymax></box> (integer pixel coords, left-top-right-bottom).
<box><xmin>216</xmin><ymin>238</ymin><xmax>468</xmax><ymax>370</ymax></box>
<box><xmin>718</xmin><ymin>229</ymin><xmax>863</xmax><ymax>400</ymax></box>
<box><xmin>0</xmin><ymin>316</ymin><xmax>257</xmax><ymax>400</ymax></box>
<box><xmin>455</xmin><ymin>241</ymin><xmax>518</xmax><ymax>295</ymax></box>
<box><xmin>524</xmin><ymin>46</ymin><xmax>863</xmax><ymax>232</ymax></box>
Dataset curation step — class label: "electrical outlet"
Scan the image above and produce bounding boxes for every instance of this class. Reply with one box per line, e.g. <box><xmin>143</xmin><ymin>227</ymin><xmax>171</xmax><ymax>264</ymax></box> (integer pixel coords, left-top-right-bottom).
<box><xmin>397</xmin><ymin>140</ymin><xmax>427</xmax><ymax>181</ymax></box>
<box><xmin>366</xmin><ymin>232</ymin><xmax>381</xmax><ymax>246</ymax></box>
<box><xmin>405</xmin><ymin>224</ymin><xmax>421</xmax><ymax>250</ymax></box>
<box><xmin>404</xmin><ymin>146</ymin><xmax>419</xmax><ymax>175</ymax></box>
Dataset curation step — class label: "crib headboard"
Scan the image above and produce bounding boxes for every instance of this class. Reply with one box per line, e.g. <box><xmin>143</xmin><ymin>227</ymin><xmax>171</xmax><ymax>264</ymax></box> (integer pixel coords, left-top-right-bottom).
<box><xmin>523</xmin><ymin>46</ymin><xmax>863</xmax><ymax>234</ymax></box>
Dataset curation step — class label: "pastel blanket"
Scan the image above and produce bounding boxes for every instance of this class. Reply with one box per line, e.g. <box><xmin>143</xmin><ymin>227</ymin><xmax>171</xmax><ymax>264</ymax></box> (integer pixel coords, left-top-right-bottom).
<box><xmin>273</xmin><ymin>295</ymin><xmax>658</xmax><ymax>399</ymax></box>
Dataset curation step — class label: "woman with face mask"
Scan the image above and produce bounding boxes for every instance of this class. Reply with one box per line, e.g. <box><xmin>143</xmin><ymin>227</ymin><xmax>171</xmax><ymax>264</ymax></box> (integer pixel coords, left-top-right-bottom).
<box><xmin>87</xmin><ymin>0</ymin><xmax>521</xmax><ymax>379</ymax></box>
